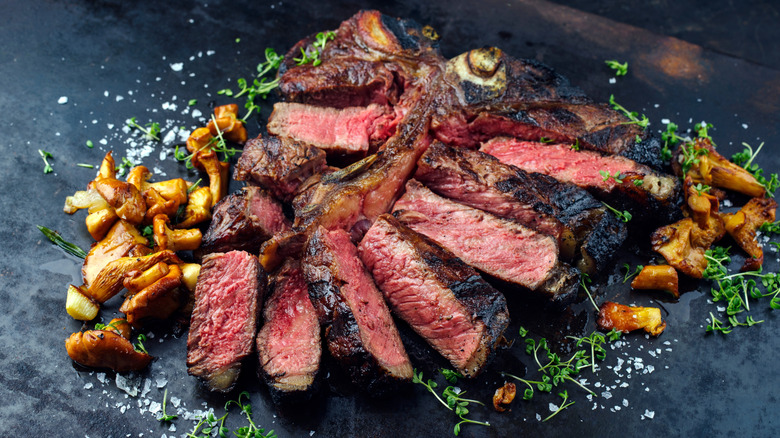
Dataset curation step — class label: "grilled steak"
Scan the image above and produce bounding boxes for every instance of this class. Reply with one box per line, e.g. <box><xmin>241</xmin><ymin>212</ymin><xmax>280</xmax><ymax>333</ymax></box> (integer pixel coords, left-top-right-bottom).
<box><xmin>267</xmin><ymin>103</ymin><xmax>398</xmax><ymax>156</ymax></box>
<box><xmin>256</xmin><ymin>259</ymin><xmax>321</xmax><ymax>403</ymax></box>
<box><xmin>393</xmin><ymin>180</ymin><xmax>578</xmax><ymax>304</ymax></box>
<box><xmin>358</xmin><ymin>214</ymin><xmax>510</xmax><ymax>377</ymax></box>
<box><xmin>235</xmin><ymin>135</ymin><xmax>326</xmax><ymax>202</ymax></box>
<box><xmin>187</xmin><ymin>251</ymin><xmax>267</xmax><ymax>392</ymax></box>
<box><xmin>259</xmin><ymin>92</ymin><xmax>435</xmax><ymax>270</ymax></box>
<box><xmin>303</xmin><ymin>226</ymin><xmax>413</xmax><ymax>391</ymax></box>
<box><xmin>480</xmin><ymin>138</ymin><xmax>682</xmax><ymax>223</ymax></box>
<box><xmin>430</xmin><ymin>47</ymin><xmax>663</xmax><ymax>169</ymax></box>
<box><xmin>415</xmin><ymin>141</ymin><xmax>626</xmax><ymax>271</ymax></box>
<box><xmin>200</xmin><ymin>186</ymin><xmax>291</xmax><ymax>255</ymax></box>
<box><xmin>278</xmin><ymin>10</ymin><xmax>445</xmax><ymax>107</ymax></box>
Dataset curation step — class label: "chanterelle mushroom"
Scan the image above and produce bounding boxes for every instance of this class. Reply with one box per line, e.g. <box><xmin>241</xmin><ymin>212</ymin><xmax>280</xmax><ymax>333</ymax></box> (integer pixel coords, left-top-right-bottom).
<box><xmin>120</xmin><ymin>264</ymin><xmax>183</xmax><ymax>327</ymax></box>
<box><xmin>65</xmin><ymin>329</ymin><xmax>152</xmax><ymax>372</ymax></box>
<box><xmin>153</xmin><ymin>214</ymin><xmax>202</xmax><ymax>252</ymax></box>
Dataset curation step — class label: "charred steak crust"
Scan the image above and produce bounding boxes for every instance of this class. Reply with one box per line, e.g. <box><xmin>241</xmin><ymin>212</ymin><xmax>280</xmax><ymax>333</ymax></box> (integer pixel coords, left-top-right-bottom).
<box><xmin>358</xmin><ymin>214</ymin><xmax>510</xmax><ymax>377</ymax></box>
<box><xmin>303</xmin><ymin>227</ymin><xmax>413</xmax><ymax>393</ymax></box>
<box><xmin>256</xmin><ymin>259</ymin><xmax>321</xmax><ymax>404</ymax></box>
<box><xmin>199</xmin><ymin>186</ymin><xmax>291</xmax><ymax>255</ymax></box>
<box><xmin>187</xmin><ymin>251</ymin><xmax>268</xmax><ymax>392</ymax></box>
<box><xmin>235</xmin><ymin>135</ymin><xmax>326</xmax><ymax>202</ymax></box>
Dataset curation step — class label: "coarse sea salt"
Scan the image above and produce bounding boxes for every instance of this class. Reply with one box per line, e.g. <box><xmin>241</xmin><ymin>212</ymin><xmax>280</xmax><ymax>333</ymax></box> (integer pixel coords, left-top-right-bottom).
<box><xmin>58</xmin><ymin>96</ymin><xmax>68</xmax><ymax>104</ymax></box>
<box><xmin>170</xmin><ymin>63</ymin><xmax>184</xmax><ymax>72</ymax></box>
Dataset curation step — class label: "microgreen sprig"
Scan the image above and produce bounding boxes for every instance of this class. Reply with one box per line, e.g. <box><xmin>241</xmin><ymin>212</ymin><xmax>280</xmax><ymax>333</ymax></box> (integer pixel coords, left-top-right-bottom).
<box><xmin>605</xmin><ymin>60</ymin><xmax>628</xmax><ymax>76</ymax></box>
<box><xmin>609</xmin><ymin>95</ymin><xmax>649</xmax><ymax>129</ymax></box>
<box><xmin>580</xmin><ymin>273</ymin><xmax>599</xmax><ymax>311</ymax></box>
<box><xmin>158</xmin><ymin>388</ymin><xmax>178</xmax><ymax>422</ymax></box>
<box><xmin>134</xmin><ymin>333</ymin><xmax>149</xmax><ymax>355</ymax></box>
<box><xmin>732</xmin><ymin>142</ymin><xmax>779</xmax><ymax>197</ymax></box>
<box><xmin>294</xmin><ymin>31</ymin><xmax>336</xmax><ymax>67</ymax></box>
<box><xmin>38</xmin><ymin>149</ymin><xmax>54</xmax><ymax>174</ymax></box>
<box><xmin>127</xmin><ymin>117</ymin><xmax>161</xmax><ymax>141</ymax></box>
<box><xmin>226</xmin><ymin>391</ymin><xmax>277</xmax><ymax>438</ymax></box>
<box><xmin>602</xmin><ymin>202</ymin><xmax>632</xmax><ymax>223</ymax></box>
<box><xmin>599</xmin><ymin>170</ymin><xmax>624</xmax><ymax>184</ymax></box>
<box><xmin>412</xmin><ymin>369</ymin><xmax>490</xmax><ymax>436</ymax></box>
<box><xmin>622</xmin><ymin>263</ymin><xmax>644</xmax><ymax>283</ymax></box>
<box><xmin>543</xmin><ymin>391</ymin><xmax>574</xmax><ymax>422</ymax></box>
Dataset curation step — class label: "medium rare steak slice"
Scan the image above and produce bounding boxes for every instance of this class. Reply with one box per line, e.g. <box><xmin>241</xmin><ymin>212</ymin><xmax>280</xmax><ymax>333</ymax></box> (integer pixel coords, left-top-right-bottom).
<box><xmin>303</xmin><ymin>227</ymin><xmax>413</xmax><ymax>391</ymax></box>
<box><xmin>187</xmin><ymin>251</ymin><xmax>267</xmax><ymax>392</ymax></box>
<box><xmin>480</xmin><ymin>138</ymin><xmax>682</xmax><ymax>223</ymax></box>
<box><xmin>415</xmin><ymin>141</ymin><xmax>626</xmax><ymax>272</ymax></box>
<box><xmin>358</xmin><ymin>214</ymin><xmax>510</xmax><ymax>377</ymax></box>
<box><xmin>256</xmin><ymin>259</ymin><xmax>321</xmax><ymax>403</ymax></box>
<box><xmin>234</xmin><ymin>135</ymin><xmax>326</xmax><ymax>202</ymax></box>
<box><xmin>267</xmin><ymin>103</ymin><xmax>398</xmax><ymax>156</ymax></box>
<box><xmin>431</xmin><ymin>47</ymin><xmax>663</xmax><ymax>169</ymax></box>
<box><xmin>393</xmin><ymin>180</ymin><xmax>578</xmax><ymax>304</ymax></box>
<box><xmin>200</xmin><ymin>186</ymin><xmax>291</xmax><ymax>255</ymax></box>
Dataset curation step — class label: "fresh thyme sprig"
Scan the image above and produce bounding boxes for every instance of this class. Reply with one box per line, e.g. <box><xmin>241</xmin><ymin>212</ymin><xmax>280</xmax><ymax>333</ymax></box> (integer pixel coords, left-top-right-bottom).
<box><xmin>609</xmin><ymin>95</ymin><xmax>649</xmax><ymax>129</ymax></box>
<box><xmin>37</xmin><ymin>225</ymin><xmax>87</xmax><ymax>258</ymax></box>
<box><xmin>605</xmin><ymin>60</ymin><xmax>628</xmax><ymax>76</ymax></box>
<box><xmin>412</xmin><ymin>369</ymin><xmax>490</xmax><ymax>436</ymax></box>
<box><xmin>127</xmin><ymin>117</ymin><xmax>161</xmax><ymax>141</ymax></box>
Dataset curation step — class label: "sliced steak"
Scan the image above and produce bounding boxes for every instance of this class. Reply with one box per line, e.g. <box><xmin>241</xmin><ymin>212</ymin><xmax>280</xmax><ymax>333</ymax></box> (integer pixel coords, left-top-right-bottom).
<box><xmin>393</xmin><ymin>180</ymin><xmax>578</xmax><ymax>304</ymax></box>
<box><xmin>187</xmin><ymin>251</ymin><xmax>267</xmax><ymax>392</ymax></box>
<box><xmin>234</xmin><ymin>135</ymin><xmax>326</xmax><ymax>202</ymax></box>
<box><xmin>268</xmin><ymin>103</ymin><xmax>398</xmax><ymax>156</ymax></box>
<box><xmin>278</xmin><ymin>10</ymin><xmax>445</xmax><ymax>107</ymax></box>
<box><xmin>358</xmin><ymin>214</ymin><xmax>510</xmax><ymax>377</ymax></box>
<box><xmin>431</xmin><ymin>47</ymin><xmax>663</xmax><ymax>169</ymax></box>
<box><xmin>302</xmin><ymin>227</ymin><xmax>413</xmax><ymax>391</ymax></box>
<box><xmin>415</xmin><ymin>141</ymin><xmax>626</xmax><ymax>272</ymax></box>
<box><xmin>480</xmin><ymin>138</ymin><xmax>682</xmax><ymax>223</ymax></box>
<box><xmin>200</xmin><ymin>186</ymin><xmax>291</xmax><ymax>255</ymax></box>
<box><xmin>259</xmin><ymin>92</ymin><xmax>436</xmax><ymax>271</ymax></box>
<box><xmin>256</xmin><ymin>259</ymin><xmax>321</xmax><ymax>403</ymax></box>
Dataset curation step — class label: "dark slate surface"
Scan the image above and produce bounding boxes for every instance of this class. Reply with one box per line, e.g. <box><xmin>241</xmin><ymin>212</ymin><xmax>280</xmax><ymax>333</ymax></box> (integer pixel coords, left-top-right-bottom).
<box><xmin>2</xmin><ymin>0</ymin><xmax>780</xmax><ymax>437</ymax></box>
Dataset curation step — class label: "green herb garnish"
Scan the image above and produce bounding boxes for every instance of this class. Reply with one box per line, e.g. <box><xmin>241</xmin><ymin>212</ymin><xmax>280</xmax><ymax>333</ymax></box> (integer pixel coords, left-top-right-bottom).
<box><xmin>134</xmin><ymin>333</ymin><xmax>149</xmax><ymax>354</ymax></box>
<box><xmin>38</xmin><ymin>149</ymin><xmax>53</xmax><ymax>174</ymax></box>
<box><xmin>732</xmin><ymin>142</ymin><xmax>779</xmax><ymax>197</ymax></box>
<box><xmin>609</xmin><ymin>95</ymin><xmax>649</xmax><ymax>129</ymax></box>
<box><xmin>605</xmin><ymin>60</ymin><xmax>628</xmax><ymax>76</ymax></box>
<box><xmin>599</xmin><ymin>170</ymin><xmax>624</xmax><ymax>184</ymax></box>
<box><xmin>158</xmin><ymin>388</ymin><xmax>178</xmax><ymax>422</ymax></box>
<box><xmin>412</xmin><ymin>369</ymin><xmax>490</xmax><ymax>436</ymax></box>
<box><xmin>127</xmin><ymin>117</ymin><xmax>160</xmax><ymax>141</ymax></box>
<box><xmin>86</xmin><ymin>140</ymin><xmax>94</xmax><ymax>148</ymax></box>
<box><xmin>37</xmin><ymin>225</ymin><xmax>87</xmax><ymax>258</ymax></box>
<box><xmin>602</xmin><ymin>202</ymin><xmax>632</xmax><ymax>223</ymax></box>
<box><xmin>622</xmin><ymin>263</ymin><xmax>644</xmax><ymax>283</ymax></box>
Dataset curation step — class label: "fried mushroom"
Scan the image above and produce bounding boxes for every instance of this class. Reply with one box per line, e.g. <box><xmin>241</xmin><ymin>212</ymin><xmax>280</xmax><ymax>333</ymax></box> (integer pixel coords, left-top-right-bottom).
<box><xmin>597</xmin><ymin>302</ymin><xmax>666</xmax><ymax>336</ymax></box>
<box><xmin>65</xmin><ymin>329</ymin><xmax>152</xmax><ymax>372</ymax></box>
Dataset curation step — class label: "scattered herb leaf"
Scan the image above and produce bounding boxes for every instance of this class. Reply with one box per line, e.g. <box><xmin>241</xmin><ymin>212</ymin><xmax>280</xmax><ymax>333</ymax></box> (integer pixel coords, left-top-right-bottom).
<box><xmin>609</xmin><ymin>95</ymin><xmax>649</xmax><ymax>129</ymax></box>
<box><xmin>622</xmin><ymin>263</ymin><xmax>644</xmax><ymax>283</ymax></box>
<box><xmin>37</xmin><ymin>225</ymin><xmax>87</xmax><ymax>258</ymax></box>
<box><xmin>38</xmin><ymin>149</ymin><xmax>53</xmax><ymax>174</ymax></box>
<box><xmin>605</xmin><ymin>60</ymin><xmax>628</xmax><ymax>76</ymax></box>
<box><xmin>602</xmin><ymin>202</ymin><xmax>632</xmax><ymax>222</ymax></box>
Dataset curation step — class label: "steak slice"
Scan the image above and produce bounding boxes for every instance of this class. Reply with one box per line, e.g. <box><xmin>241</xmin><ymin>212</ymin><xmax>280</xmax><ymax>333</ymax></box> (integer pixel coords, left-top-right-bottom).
<box><xmin>415</xmin><ymin>141</ymin><xmax>627</xmax><ymax>272</ymax></box>
<box><xmin>187</xmin><ymin>251</ymin><xmax>267</xmax><ymax>392</ymax></box>
<box><xmin>358</xmin><ymin>214</ymin><xmax>510</xmax><ymax>377</ymax></box>
<box><xmin>393</xmin><ymin>180</ymin><xmax>578</xmax><ymax>304</ymax></box>
<box><xmin>267</xmin><ymin>102</ymin><xmax>398</xmax><ymax>156</ymax></box>
<box><xmin>431</xmin><ymin>47</ymin><xmax>663</xmax><ymax>169</ymax></box>
<box><xmin>200</xmin><ymin>186</ymin><xmax>291</xmax><ymax>255</ymax></box>
<box><xmin>234</xmin><ymin>135</ymin><xmax>326</xmax><ymax>202</ymax></box>
<box><xmin>303</xmin><ymin>227</ymin><xmax>413</xmax><ymax>391</ymax></box>
<box><xmin>256</xmin><ymin>259</ymin><xmax>321</xmax><ymax>403</ymax></box>
<box><xmin>480</xmin><ymin>138</ymin><xmax>682</xmax><ymax>223</ymax></box>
